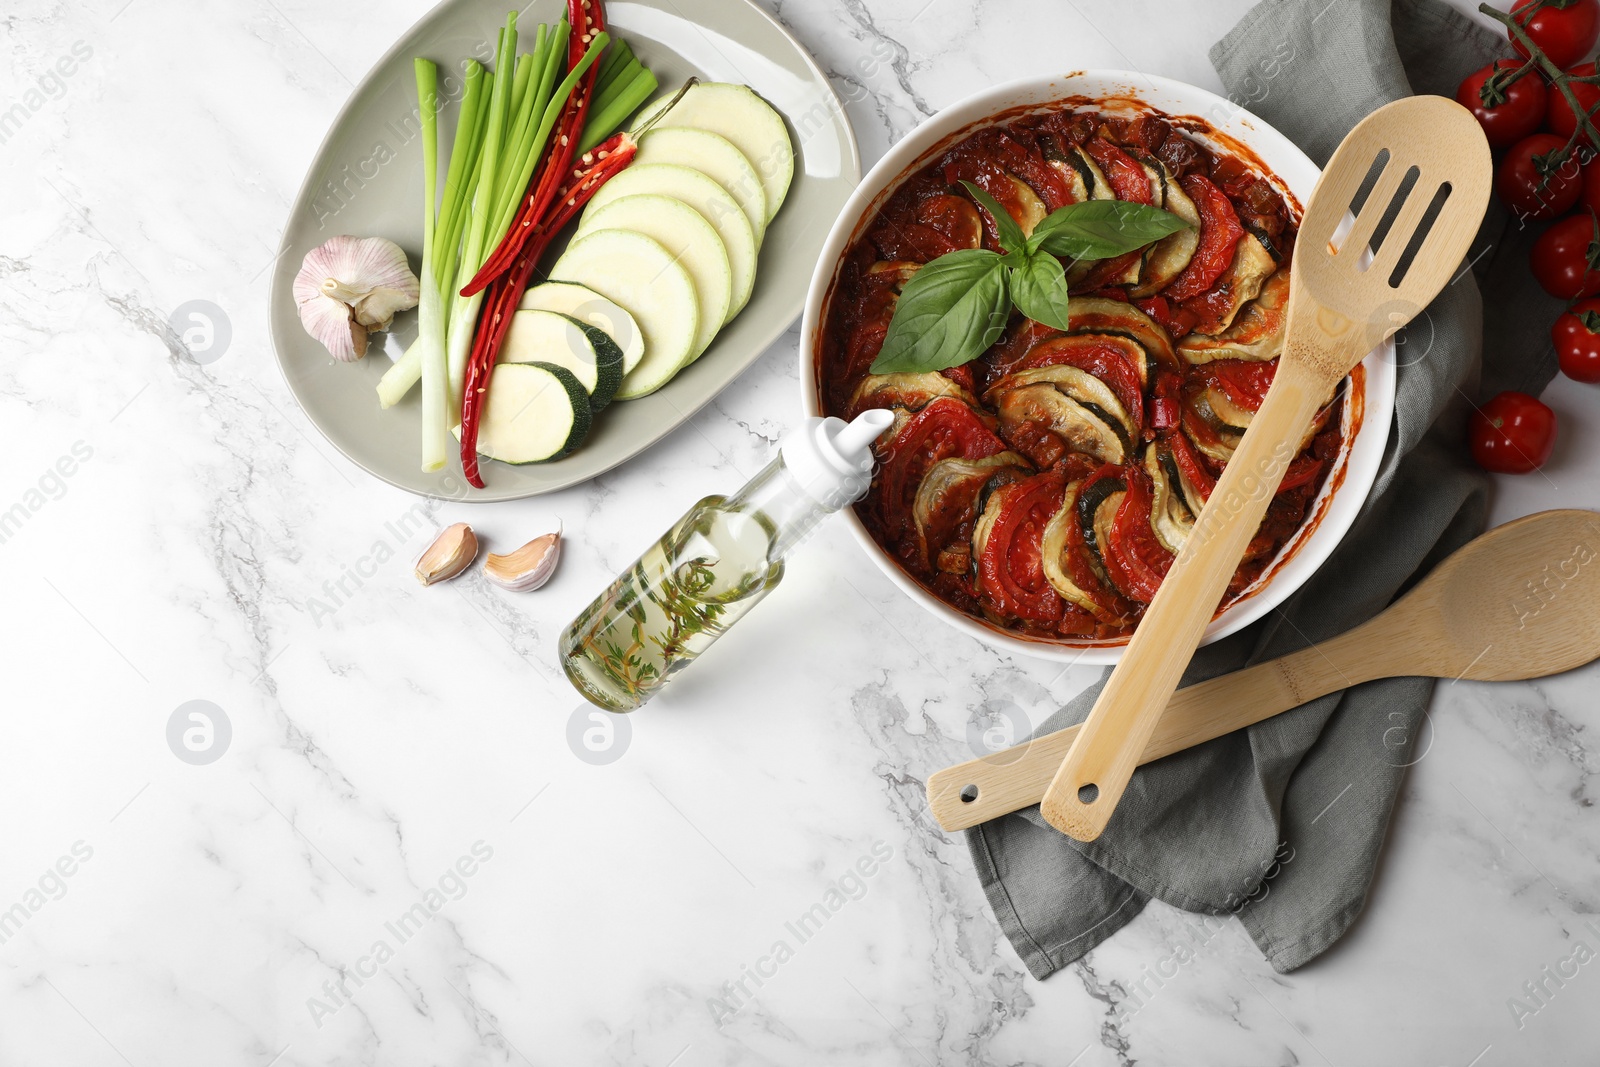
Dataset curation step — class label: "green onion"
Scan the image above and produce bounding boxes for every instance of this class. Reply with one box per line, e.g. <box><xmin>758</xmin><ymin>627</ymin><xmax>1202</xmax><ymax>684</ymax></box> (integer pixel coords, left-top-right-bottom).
<box><xmin>581</xmin><ymin>61</ymin><xmax>657</xmax><ymax>152</ymax></box>
<box><xmin>412</xmin><ymin>58</ymin><xmax>450</xmax><ymax>471</ymax></box>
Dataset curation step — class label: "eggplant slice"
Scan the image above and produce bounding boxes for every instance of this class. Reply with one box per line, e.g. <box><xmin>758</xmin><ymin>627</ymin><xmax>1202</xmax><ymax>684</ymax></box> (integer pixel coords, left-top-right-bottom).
<box><xmin>1178</xmin><ymin>265</ymin><xmax>1290</xmax><ymax>364</ymax></box>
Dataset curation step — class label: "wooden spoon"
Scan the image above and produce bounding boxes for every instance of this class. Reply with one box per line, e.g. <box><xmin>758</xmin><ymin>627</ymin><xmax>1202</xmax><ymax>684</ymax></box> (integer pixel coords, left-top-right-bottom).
<box><xmin>1039</xmin><ymin>96</ymin><xmax>1494</xmax><ymax>841</ymax></box>
<box><xmin>930</xmin><ymin>509</ymin><xmax>1600</xmax><ymax>833</ymax></box>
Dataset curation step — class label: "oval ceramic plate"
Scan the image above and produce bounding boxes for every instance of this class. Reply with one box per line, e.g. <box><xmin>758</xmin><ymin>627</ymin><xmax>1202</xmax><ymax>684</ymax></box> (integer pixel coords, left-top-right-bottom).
<box><xmin>270</xmin><ymin>0</ymin><xmax>859</xmax><ymax>501</ymax></box>
<box><xmin>800</xmin><ymin>71</ymin><xmax>1396</xmax><ymax>664</ymax></box>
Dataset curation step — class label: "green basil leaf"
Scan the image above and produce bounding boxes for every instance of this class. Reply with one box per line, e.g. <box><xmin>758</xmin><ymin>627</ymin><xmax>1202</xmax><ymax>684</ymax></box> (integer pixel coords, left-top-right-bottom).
<box><xmin>1009</xmin><ymin>252</ymin><xmax>1072</xmax><ymax>332</ymax></box>
<box><xmin>869</xmin><ymin>249</ymin><xmax>1012</xmax><ymax>374</ymax></box>
<box><xmin>959</xmin><ymin>179</ymin><xmax>1027</xmax><ymax>255</ymax></box>
<box><xmin>1029</xmin><ymin>199</ymin><xmax>1191</xmax><ymax>260</ymax></box>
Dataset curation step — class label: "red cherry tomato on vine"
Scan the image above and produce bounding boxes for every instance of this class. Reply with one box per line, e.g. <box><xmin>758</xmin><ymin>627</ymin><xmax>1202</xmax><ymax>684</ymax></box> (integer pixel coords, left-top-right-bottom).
<box><xmin>1497</xmin><ymin>133</ymin><xmax>1583</xmax><ymax>220</ymax></box>
<box><xmin>1469</xmin><ymin>391</ymin><xmax>1557</xmax><ymax>474</ymax></box>
<box><xmin>1545</xmin><ymin>61</ymin><xmax>1600</xmax><ymax>146</ymax></box>
<box><xmin>1530</xmin><ymin>212</ymin><xmax>1600</xmax><ymax>298</ymax></box>
<box><xmin>1457</xmin><ymin>60</ymin><xmax>1548</xmax><ymax>147</ymax></box>
<box><xmin>1552</xmin><ymin>296</ymin><xmax>1600</xmax><ymax>382</ymax></box>
<box><xmin>1511</xmin><ymin>0</ymin><xmax>1600</xmax><ymax>71</ymax></box>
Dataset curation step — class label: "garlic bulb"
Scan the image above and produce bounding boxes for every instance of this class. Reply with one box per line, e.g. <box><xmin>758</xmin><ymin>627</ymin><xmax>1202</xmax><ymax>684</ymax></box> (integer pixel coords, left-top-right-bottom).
<box><xmin>415</xmin><ymin>523</ymin><xmax>477</xmax><ymax>586</ymax></box>
<box><xmin>484</xmin><ymin>529</ymin><xmax>561</xmax><ymax>592</ymax></box>
<box><xmin>293</xmin><ymin>235</ymin><xmax>420</xmax><ymax>362</ymax></box>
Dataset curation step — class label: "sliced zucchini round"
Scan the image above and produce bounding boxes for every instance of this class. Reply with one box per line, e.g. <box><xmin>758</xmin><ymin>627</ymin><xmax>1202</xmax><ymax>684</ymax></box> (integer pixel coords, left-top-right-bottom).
<box><xmin>549</xmin><ymin>229</ymin><xmax>699</xmax><ymax>400</ymax></box>
<box><xmin>1130</xmin><ymin>163</ymin><xmax>1200</xmax><ymax>298</ymax></box>
<box><xmin>631</xmin><ymin>82</ymin><xmax>794</xmax><ymax>222</ymax></box>
<box><xmin>467</xmin><ymin>362</ymin><xmax>592</xmax><ymax>464</ymax></box>
<box><xmin>519</xmin><ymin>280</ymin><xmax>645</xmax><ymax>376</ymax></box>
<box><xmin>576</xmin><ymin>193</ymin><xmax>732</xmax><ymax>358</ymax></box>
<box><xmin>580</xmin><ymin>163</ymin><xmax>758</xmax><ymax>318</ymax></box>
<box><xmin>634</xmin><ymin>126</ymin><xmax>768</xmax><ymax>246</ymax></box>
<box><xmin>500</xmin><ymin>309</ymin><xmax>624</xmax><ymax>411</ymax></box>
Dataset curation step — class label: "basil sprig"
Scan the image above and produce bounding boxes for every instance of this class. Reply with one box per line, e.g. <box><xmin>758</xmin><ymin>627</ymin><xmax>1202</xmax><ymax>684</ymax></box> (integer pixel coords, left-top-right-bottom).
<box><xmin>868</xmin><ymin>181</ymin><xmax>1191</xmax><ymax>375</ymax></box>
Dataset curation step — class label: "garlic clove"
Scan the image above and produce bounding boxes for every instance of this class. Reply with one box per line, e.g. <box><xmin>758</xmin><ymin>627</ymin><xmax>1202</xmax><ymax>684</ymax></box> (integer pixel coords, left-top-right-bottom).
<box><xmin>484</xmin><ymin>529</ymin><xmax>561</xmax><ymax>592</ymax></box>
<box><xmin>293</xmin><ymin>235</ymin><xmax>420</xmax><ymax>361</ymax></box>
<box><xmin>415</xmin><ymin>523</ymin><xmax>478</xmax><ymax>586</ymax></box>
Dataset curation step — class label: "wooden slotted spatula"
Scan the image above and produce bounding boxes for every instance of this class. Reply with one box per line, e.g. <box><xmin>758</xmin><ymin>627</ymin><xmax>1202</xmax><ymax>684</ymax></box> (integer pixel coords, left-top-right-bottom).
<box><xmin>933</xmin><ymin>509</ymin><xmax>1600</xmax><ymax>833</ymax></box>
<box><xmin>1038</xmin><ymin>96</ymin><xmax>1493</xmax><ymax>842</ymax></box>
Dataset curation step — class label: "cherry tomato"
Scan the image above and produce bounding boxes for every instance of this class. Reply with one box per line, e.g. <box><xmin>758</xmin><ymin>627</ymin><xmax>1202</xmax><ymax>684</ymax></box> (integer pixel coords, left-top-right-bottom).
<box><xmin>1545</xmin><ymin>61</ymin><xmax>1600</xmax><ymax>146</ymax></box>
<box><xmin>1468</xmin><ymin>391</ymin><xmax>1557</xmax><ymax>473</ymax></box>
<box><xmin>1496</xmin><ymin>133</ymin><xmax>1583</xmax><ymax>220</ymax></box>
<box><xmin>1456</xmin><ymin>59</ymin><xmax>1549</xmax><ymax>147</ymax></box>
<box><xmin>1530</xmin><ymin>212</ymin><xmax>1600</xmax><ymax>298</ymax></box>
<box><xmin>1511</xmin><ymin>0</ymin><xmax>1600</xmax><ymax>70</ymax></box>
<box><xmin>1552</xmin><ymin>296</ymin><xmax>1600</xmax><ymax>381</ymax></box>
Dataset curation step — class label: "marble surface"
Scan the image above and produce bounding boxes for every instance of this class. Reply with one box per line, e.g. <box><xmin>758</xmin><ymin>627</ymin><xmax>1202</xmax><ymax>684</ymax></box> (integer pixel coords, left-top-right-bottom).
<box><xmin>4</xmin><ymin>0</ymin><xmax>1599</xmax><ymax>1063</ymax></box>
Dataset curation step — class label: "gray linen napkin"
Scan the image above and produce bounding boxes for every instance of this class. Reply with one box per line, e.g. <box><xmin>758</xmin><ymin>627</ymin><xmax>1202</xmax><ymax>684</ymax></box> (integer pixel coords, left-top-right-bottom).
<box><xmin>967</xmin><ymin>0</ymin><xmax>1561</xmax><ymax>977</ymax></box>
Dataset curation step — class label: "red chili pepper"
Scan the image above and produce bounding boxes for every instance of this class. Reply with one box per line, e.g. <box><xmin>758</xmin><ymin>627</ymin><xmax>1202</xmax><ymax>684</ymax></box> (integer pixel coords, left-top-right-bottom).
<box><xmin>461</xmin><ymin>0</ymin><xmax>607</xmax><ymax>298</ymax></box>
<box><xmin>459</xmin><ymin>130</ymin><xmax>638</xmax><ymax>486</ymax></box>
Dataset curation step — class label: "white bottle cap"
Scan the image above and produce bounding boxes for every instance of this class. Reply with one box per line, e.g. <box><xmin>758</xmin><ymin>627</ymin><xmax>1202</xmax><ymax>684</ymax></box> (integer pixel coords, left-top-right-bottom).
<box><xmin>781</xmin><ymin>408</ymin><xmax>895</xmax><ymax>511</ymax></box>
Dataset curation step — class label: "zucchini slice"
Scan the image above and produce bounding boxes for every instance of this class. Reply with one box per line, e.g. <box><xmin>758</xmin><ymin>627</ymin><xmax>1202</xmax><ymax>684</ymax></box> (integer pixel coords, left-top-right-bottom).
<box><xmin>520</xmin><ymin>280</ymin><xmax>645</xmax><ymax>376</ymax></box>
<box><xmin>913</xmin><ymin>451</ymin><xmax>1029</xmax><ymax>566</ymax></box>
<box><xmin>1178</xmin><ymin>266</ymin><xmax>1290</xmax><ymax>364</ymax></box>
<box><xmin>989</xmin><ymin>364</ymin><xmax>1134</xmax><ymax>438</ymax></box>
<box><xmin>1068</xmin><ymin>296</ymin><xmax>1179</xmax><ymax>368</ymax></box>
<box><xmin>469</xmin><ymin>362</ymin><xmax>592</xmax><ymax>464</ymax></box>
<box><xmin>634</xmin><ymin>126</ymin><xmax>769</xmax><ymax>246</ymax></box>
<box><xmin>1039</xmin><ymin>481</ymin><xmax>1119</xmax><ymax>619</ymax></box>
<box><xmin>848</xmin><ymin>371</ymin><xmax>979</xmax><ymax>417</ymax></box>
<box><xmin>500</xmin><ymin>309</ymin><xmax>624</xmax><ymax>411</ymax></box>
<box><xmin>581</xmin><ymin>163</ymin><xmax>758</xmax><ymax>316</ymax></box>
<box><xmin>630</xmin><ymin>82</ymin><xmax>794</xmax><ymax>222</ymax></box>
<box><xmin>577</xmin><ymin>193</ymin><xmax>733</xmax><ymax>356</ymax></box>
<box><xmin>1144</xmin><ymin>444</ymin><xmax>1195</xmax><ymax>554</ymax></box>
<box><xmin>549</xmin><ymin>229</ymin><xmax>700</xmax><ymax>400</ymax></box>
<box><xmin>1077</xmin><ymin>475</ymin><xmax>1128</xmax><ymax>591</ymax></box>
<box><xmin>1130</xmin><ymin>162</ymin><xmax>1201</xmax><ymax>298</ymax></box>
<box><xmin>993</xmin><ymin>383</ymin><xmax>1127</xmax><ymax>464</ymax></box>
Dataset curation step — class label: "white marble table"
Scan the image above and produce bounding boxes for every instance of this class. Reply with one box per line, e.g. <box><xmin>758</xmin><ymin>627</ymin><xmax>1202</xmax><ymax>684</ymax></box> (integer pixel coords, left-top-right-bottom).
<box><xmin>4</xmin><ymin>0</ymin><xmax>1598</xmax><ymax>1063</ymax></box>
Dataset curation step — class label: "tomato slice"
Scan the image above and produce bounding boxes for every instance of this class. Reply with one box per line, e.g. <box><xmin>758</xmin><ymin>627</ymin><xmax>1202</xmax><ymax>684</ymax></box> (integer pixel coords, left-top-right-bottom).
<box><xmin>1102</xmin><ymin>465</ymin><xmax>1174</xmax><ymax>604</ymax></box>
<box><xmin>1164</xmin><ymin>174</ymin><xmax>1245</xmax><ymax>302</ymax></box>
<box><xmin>1166</xmin><ymin>425</ymin><xmax>1216</xmax><ymax>501</ymax></box>
<box><xmin>1082</xmin><ymin>137</ymin><xmax>1154</xmax><ymax>204</ymax></box>
<box><xmin>880</xmin><ymin>398</ymin><xmax>1008</xmax><ymax>535</ymax></box>
<box><xmin>1205</xmin><ymin>359</ymin><xmax>1277</xmax><ymax>412</ymax></box>
<box><xmin>976</xmin><ymin>470</ymin><xmax>1067</xmax><ymax>622</ymax></box>
<box><xmin>1020</xmin><ymin>335</ymin><xmax>1146</xmax><ymax>434</ymax></box>
<box><xmin>1276</xmin><ymin>452</ymin><xmax>1324</xmax><ymax>494</ymax></box>
<box><xmin>1134</xmin><ymin>294</ymin><xmax>1199</xmax><ymax>339</ymax></box>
